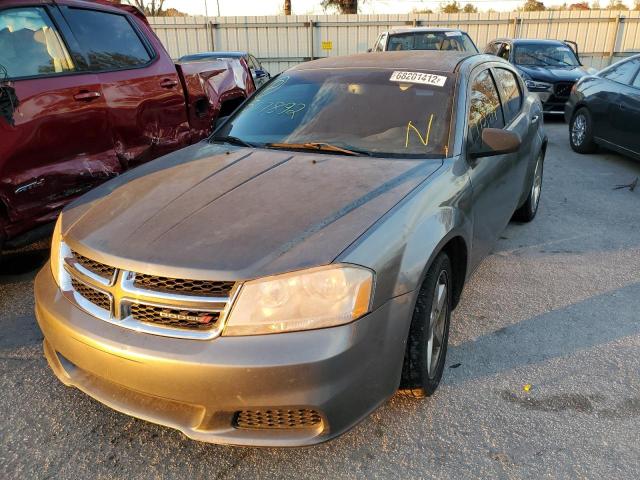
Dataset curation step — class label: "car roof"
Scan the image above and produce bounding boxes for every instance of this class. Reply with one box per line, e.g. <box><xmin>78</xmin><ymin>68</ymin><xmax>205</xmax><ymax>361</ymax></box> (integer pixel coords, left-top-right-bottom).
<box><xmin>492</xmin><ymin>38</ymin><xmax>570</xmax><ymax>46</ymax></box>
<box><xmin>290</xmin><ymin>51</ymin><xmax>477</xmax><ymax>73</ymax></box>
<box><xmin>385</xmin><ymin>27</ymin><xmax>466</xmax><ymax>35</ymax></box>
<box><xmin>180</xmin><ymin>51</ymin><xmax>247</xmax><ymax>59</ymax></box>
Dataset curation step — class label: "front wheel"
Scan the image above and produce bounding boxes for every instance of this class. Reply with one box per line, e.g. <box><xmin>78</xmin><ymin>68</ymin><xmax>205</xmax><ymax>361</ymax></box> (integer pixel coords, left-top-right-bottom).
<box><xmin>570</xmin><ymin>107</ymin><xmax>597</xmax><ymax>154</ymax></box>
<box><xmin>513</xmin><ymin>153</ymin><xmax>544</xmax><ymax>222</ymax></box>
<box><xmin>400</xmin><ymin>252</ymin><xmax>452</xmax><ymax>398</ymax></box>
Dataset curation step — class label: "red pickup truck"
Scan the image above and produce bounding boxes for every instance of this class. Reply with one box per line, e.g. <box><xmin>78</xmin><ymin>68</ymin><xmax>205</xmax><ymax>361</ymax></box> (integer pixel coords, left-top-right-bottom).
<box><xmin>0</xmin><ymin>0</ymin><xmax>255</xmax><ymax>252</ymax></box>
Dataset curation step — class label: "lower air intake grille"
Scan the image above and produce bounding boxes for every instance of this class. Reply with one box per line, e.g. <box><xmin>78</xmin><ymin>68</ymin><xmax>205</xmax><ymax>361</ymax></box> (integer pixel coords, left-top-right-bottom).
<box><xmin>234</xmin><ymin>409</ymin><xmax>323</xmax><ymax>430</ymax></box>
<box><xmin>134</xmin><ymin>274</ymin><xmax>234</xmax><ymax>297</ymax></box>
<box><xmin>129</xmin><ymin>303</ymin><xmax>220</xmax><ymax>330</ymax></box>
<box><xmin>72</xmin><ymin>251</ymin><xmax>115</xmax><ymax>280</ymax></box>
<box><xmin>71</xmin><ymin>278</ymin><xmax>111</xmax><ymax>312</ymax></box>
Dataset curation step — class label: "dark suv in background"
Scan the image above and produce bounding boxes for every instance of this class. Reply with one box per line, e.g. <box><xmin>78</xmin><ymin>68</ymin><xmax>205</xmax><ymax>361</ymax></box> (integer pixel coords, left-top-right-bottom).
<box><xmin>485</xmin><ymin>38</ymin><xmax>593</xmax><ymax>115</ymax></box>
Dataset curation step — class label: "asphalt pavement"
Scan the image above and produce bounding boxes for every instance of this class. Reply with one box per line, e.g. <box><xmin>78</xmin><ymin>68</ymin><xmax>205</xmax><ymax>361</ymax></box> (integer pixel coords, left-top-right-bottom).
<box><xmin>1</xmin><ymin>121</ymin><xmax>639</xmax><ymax>479</ymax></box>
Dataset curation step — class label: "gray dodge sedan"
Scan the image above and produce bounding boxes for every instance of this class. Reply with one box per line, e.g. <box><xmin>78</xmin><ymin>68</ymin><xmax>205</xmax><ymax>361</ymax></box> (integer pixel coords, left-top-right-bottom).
<box><xmin>35</xmin><ymin>51</ymin><xmax>547</xmax><ymax>447</ymax></box>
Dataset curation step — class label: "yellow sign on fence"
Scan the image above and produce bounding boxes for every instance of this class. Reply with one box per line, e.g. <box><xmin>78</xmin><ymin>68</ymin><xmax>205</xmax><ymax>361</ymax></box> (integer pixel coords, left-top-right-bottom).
<box><xmin>321</xmin><ymin>41</ymin><xmax>333</xmax><ymax>51</ymax></box>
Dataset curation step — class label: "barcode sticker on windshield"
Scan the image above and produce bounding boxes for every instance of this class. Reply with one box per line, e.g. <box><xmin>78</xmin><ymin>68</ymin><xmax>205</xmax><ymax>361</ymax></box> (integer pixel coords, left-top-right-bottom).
<box><xmin>390</xmin><ymin>71</ymin><xmax>447</xmax><ymax>87</ymax></box>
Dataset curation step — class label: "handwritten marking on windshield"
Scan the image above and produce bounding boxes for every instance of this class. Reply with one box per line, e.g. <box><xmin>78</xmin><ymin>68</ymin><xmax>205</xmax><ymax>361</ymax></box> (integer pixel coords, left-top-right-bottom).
<box><xmin>405</xmin><ymin>114</ymin><xmax>434</xmax><ymax>148</ymax></box>
<box><xmin>250</xmin><ymin>99</ymin><xmax>307</xmax><ymax>118</ymax></box>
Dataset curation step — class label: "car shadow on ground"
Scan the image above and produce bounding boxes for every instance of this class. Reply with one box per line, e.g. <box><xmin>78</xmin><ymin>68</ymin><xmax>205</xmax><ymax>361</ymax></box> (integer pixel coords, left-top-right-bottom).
<box><xmin>0</xmin><ymin>248</ymin><xmax>49</xmax><ymax>281</ymax></box>
<box><xmin>444</xmin><ymin>281</ymin><xmax>640</xmax><ymax>387</ymax></box>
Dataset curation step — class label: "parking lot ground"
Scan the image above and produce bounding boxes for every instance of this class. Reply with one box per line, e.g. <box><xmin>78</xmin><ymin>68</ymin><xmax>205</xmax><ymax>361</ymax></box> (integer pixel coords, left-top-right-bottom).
<box><xmin>1</xmin><ymin>120</ymin><xmax>640</xmax><ymax>479</ymax></box>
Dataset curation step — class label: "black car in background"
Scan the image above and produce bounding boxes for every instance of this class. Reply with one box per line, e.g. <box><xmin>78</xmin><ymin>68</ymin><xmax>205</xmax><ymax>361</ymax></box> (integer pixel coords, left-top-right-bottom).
<box><xmin>565</xmin><ymin>54</ymin><xmax>640</xmax><ymax>160</ymax></box>
<box><xmin>485</xmin><ymin>38</ymin><xmax>594</xmax><ymax>115</ymax></box>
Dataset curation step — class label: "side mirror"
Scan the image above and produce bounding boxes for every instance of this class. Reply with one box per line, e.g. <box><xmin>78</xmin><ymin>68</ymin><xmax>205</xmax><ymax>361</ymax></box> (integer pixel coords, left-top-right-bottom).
<box><xmin>469</xmin><ymin>128</ymin><xmax>521</xmax><ymax>159</ymax></box>
<box><xmin>367</xmin><ymin>48</ymin><xmax>372</xmax><ymax>52</ymax></box>
<box><xmin>214</xmin><ymin>115</ymin><xmax>230</xmax><ymax>129</ymax></box>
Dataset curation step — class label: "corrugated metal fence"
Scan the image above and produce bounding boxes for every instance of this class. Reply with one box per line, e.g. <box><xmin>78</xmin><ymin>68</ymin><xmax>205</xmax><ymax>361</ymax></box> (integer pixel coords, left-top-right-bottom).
<box><xmin>149</xmin><ymin>11</ymin><xmax>640</xmax><ymax>73</ymax></box>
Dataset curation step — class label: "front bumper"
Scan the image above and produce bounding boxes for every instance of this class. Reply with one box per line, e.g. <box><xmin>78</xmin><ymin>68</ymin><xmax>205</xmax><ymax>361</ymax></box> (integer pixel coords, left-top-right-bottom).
<box><xmin>35</xmin><ymin>265</ymin><xmax>414</xmax><ymax>446</ymax></box>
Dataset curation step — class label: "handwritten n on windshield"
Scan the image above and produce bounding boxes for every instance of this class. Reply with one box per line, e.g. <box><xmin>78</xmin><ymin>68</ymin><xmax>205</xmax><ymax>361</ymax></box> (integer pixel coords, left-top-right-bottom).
<box><xmin>405</xmin><ymin>114</ymin><xmax>434</xmax><ymax>148</ymax></box>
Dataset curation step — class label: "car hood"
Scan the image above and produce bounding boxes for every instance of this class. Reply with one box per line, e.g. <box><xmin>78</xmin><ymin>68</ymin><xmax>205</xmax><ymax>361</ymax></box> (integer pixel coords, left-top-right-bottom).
<box><xmin>516</xmin><ymin>64</ymin><xmax>591</xmax><ymax>83</ymax></box>
<box><xmin>62</xmin><ymin>142</ymin><xmax>442</xmax><ymax>280</ymax></box>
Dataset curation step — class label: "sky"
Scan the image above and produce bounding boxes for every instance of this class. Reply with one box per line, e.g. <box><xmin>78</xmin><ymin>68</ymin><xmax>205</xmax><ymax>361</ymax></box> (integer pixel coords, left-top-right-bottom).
<box><xmin>160</xmin><ymin>0</ymin><xmax>588</xmax><ymax>16</ymax></box>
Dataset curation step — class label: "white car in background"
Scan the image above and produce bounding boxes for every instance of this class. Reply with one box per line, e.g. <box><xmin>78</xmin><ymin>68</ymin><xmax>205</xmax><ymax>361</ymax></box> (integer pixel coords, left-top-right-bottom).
<box><xmin>371</xmin><ymin>27</ymin><xmax>479</xmax><ymax>53</ymax></box>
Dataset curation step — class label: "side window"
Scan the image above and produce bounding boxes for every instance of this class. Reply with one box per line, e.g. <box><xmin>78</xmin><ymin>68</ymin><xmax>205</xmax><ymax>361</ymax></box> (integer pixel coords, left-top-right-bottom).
<box><xmin>0</xmin><ymin>7</ymin><xmax>74</xmax><ymax>79</ymax></box>
<box><xmin>498</xmin><ymin>44</ymin><xmax>511</xmax><ymax>61</ymax></box>
<box><xmin>485</xmin><ymin>42</ymin><xmax>500</xmax><ymax>55</ymax></box>
<box><xmin>468</xmin><ymin>69</ymin><xmax>505</xmax><ymax>149</ymax></box>
<box><xmin>374</xmin><ymin>34</ymin><xmax>387</xmax><ymax>52</ymax></box>
<box><xmin>601</xmin><ymin>58</ymin><xmax>640</xmax><ymax>85</ymax></box>
<box><xmin>493</xmin><ymin>68</ymin><xmax>523</xmax><ymax>125</ymax></box>
<box><xmin>633</xmin><ymin>70</ymin><xmax>640</xmax><ymax>89</ymax></box>
<box><xmin>249</xmin><ymin>55</ymin><xmax>259</xmax><ymax>70</ymax></box>
<box><xmin>63</xmin><ymin>8</ymin><xmax>152</xmax><ymax>71</ymax></box>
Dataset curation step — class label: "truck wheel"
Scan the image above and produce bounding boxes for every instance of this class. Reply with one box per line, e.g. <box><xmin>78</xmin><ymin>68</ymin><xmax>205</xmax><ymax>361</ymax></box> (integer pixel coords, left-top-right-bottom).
<box><xmin>513</xmin><ymin>153</ymin><xmax>544</xmax><ymax>222</ymax></box>
<box><xmin>570</xmin><ymin>107</ymin><xmax>597</xmax><ymax>154</ymax></box>
<box><xmin>399</xmin><ymin>252</ymin><xmax>452</xmax><ymax>398</ymax></box>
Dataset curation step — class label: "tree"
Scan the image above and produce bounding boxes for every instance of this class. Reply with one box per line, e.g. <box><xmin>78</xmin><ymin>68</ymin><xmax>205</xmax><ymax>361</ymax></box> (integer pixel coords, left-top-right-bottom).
<box><xmin>522</xmin><ymin>0</ymin><xmax>547</xmax><ymax>10</ymax></box>
<box><xmin>124</xmin><ymin>0</ymin><xmax>165</xmax><ymax>16</ymax></box>
<box><xmin>569</xmin><ymin>1</ymin><xmax>590</xmax><ymax>8</ymax></box>
<box><xmin>440</xmin><ymin>1</ymin><xmax>462</xmax><ymax>13</ymax></box>
<box><xmin>605</xmin><ymin>0</ymin><xmax>627</xmax><ymax>8</ymax></box>
<box><xmin>284</xmin><ymin>0</ymin><xmax>292</xmax><ymax>15</ymax></box>
<box><xmin>463</xmin><ymin>3</ymin><xmax>478</xmax><ymax>12</ymax></box>
<box><xmin>634</xmin><ymin>0</ymin><xmax>640</xmax><ymax>9</ymax></box>
<box><xmin>591</xmin><ymin>0</ymin><xmax>601</xmax><ymax>8</ymax></box>
<box><xmin>321</xmin><ymin>0</ymin><xmax>359</xmax><ymax>13</ymax></box>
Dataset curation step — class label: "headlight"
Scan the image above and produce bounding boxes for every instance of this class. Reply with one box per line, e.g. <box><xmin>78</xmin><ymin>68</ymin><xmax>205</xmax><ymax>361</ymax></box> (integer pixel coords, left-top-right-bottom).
<box><xmin>525</xmin><ymin>79</ymin><xmax>553</xmax><ymax>92</ymax></box>
<box><xmin>223</xmin><ymin>265</ymin><xmax>374</xmax><ymax>336</ymax></box>
<box><xmin>50</xmin><ymin>215</ymin><xmax>70</xmax><ymax>289</ymax></box>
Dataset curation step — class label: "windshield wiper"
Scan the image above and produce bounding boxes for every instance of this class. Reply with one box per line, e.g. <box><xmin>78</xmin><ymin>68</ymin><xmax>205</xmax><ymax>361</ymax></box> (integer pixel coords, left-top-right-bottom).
<box><xmin>210</xmin><ymin>135</ymin><xmax>255</xmax><ymax>148</ymax></box>
<box><xmin>265</xmin><ymin>142</ymin><xmax>372</xmax><ymax>156</ymax></box>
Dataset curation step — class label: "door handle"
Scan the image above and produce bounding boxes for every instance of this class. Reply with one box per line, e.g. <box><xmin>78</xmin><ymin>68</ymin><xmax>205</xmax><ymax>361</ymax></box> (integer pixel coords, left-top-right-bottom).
<box><xmin>73</xmin><ymin>91</ymin><xmax>101</xmax><ymax>101</ymax></box>
<box><xmin>531</xmin><ymin>114</ymin><xmax>539</xmax><ymax>124</ymax></box>
<box><xmin>160</xmin><ymin>78</ymin><xmax>178</xmax><ymax>89</ymax></box>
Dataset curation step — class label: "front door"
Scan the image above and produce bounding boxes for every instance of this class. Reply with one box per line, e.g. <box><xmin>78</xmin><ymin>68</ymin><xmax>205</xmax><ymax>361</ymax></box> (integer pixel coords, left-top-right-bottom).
<box><xmin>0</xmin><ymin>4</ymin><xmax>117</xmax><ymax>234</ymax></box>
<box><xmin>465</xmin><ymin>67</ymin><xmax>522</xmax><ymax>264</ymax></box>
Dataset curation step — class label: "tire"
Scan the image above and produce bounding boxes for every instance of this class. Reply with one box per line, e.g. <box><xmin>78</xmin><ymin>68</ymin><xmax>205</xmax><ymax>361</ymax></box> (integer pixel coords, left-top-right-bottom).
<box><xmin>399</xmin><ymin>252</ymin><xmax>453</xmax><ymax>398</ymax></box>
<box><xmin>513</xmin><ymin>152</ymin><xmax>544</xmax><ymax>222</ymax></box>
<box><xmin>569</xmin><ymin>107</ymin><xmax>597</xmax><ymax>154</ymax></box>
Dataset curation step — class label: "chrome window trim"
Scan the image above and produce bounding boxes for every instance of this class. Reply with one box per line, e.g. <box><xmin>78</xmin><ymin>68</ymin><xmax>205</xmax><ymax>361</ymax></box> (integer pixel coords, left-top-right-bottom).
<box><xmin>60</xmin><ymin>245</ymin><xmax>238</xmax><ymax>340</ymax></box>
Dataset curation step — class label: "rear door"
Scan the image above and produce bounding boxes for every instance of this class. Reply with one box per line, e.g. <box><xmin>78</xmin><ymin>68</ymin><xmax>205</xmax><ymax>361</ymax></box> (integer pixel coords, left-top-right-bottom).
<box><xmin>465</xmin><ymin>67</ymin><xmax>522</xmax><ymax>260</ymax></box>
<box><xmin>0</xmin><ymin>3</ymin><xmax>117</xmax><ymax>231</ymax></box>
<box><xmin>59</xmin><ymin>2</ymin><xmax>191</xmax><ymax>168</ymax></box>
<box><xmin>606</xmin><ymin>58</ymin><xmax>640</xmax><ymax>156</ymax></box>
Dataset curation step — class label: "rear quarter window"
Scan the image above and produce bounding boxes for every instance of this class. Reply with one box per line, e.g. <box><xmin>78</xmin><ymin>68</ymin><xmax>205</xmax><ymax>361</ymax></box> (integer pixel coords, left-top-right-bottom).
<box><xmin>63</xmin><ymin>8</ymin><xmax>152</xmax><ymax>71</ymax></box>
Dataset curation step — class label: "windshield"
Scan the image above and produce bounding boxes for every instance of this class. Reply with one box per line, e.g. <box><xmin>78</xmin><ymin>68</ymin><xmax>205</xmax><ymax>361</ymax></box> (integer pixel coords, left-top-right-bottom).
<box><xmin>387</xmin><ymin>31</ymin><xmax>477</xmax><ymax>52</ymax></box>
<box><xmin>215</xmin><ymin>69</ymin><xmax>455</xmax><ymax>158</ymax></box>
<box><xmin>514</xmin><ymin>44</ymin><xmax>580</xmax><ymax>67</ymax></box>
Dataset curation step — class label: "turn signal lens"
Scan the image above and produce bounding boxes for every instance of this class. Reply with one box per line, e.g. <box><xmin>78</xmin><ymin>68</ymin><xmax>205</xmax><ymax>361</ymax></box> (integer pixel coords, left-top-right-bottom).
<box><xmin>223</xmin><ymin>265</ymin><xmax>374</xmax><ymax>336</ymax></box>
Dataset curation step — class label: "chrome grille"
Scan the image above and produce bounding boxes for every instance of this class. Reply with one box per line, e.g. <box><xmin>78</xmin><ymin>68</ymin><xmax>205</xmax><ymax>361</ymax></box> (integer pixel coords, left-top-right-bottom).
<box><xmin>61</xmin><ymin>244</ymin><xmax>234</xmax><ymax>340</ymax></box>
<box><xmin>129</xmin><ymin>303</ymin><xmax>220</xmax><ymax>330</ymax></box>
<box><xmin>134</xmin><ymin>274</ymin><xmax>234</xmax><ymax>297</ymax></box>
<box><xmin>234</xmin><ymin>409</ymin><xmax>323</xmax><ymax>430</ymax></box>
<box><xmin>71</xmin><ymin>278</ymin><xmax>111</xmax><ymax>312</ymax></box>
<box><xmin>72</xmin><ymin>250</ymin><xmax>115</xmax><ymax>280</ymax></box>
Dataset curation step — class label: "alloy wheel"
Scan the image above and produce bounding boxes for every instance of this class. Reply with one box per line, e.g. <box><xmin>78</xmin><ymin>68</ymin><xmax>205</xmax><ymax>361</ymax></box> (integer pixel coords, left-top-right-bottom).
<box><xmin>531</xmin><ymin>156</ymin><xmax>543</xmax><ymax>214</ymax></box>
<box><xmin>571</xmin><ymin>113</ymin><xmax>587</xmax><ymax>146</ymax></box>
<box><xmin>427</xmin><ymin>270</ymin><xmax>449</xmax><ymax>379</ymax></box>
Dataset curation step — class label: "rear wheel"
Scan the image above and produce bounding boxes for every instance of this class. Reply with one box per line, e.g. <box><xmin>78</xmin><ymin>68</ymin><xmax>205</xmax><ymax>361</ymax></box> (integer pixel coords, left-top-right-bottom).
<box><xmin>400</xmin><ymin>252</ymin><xmax>452</xmax><ymax>398</ymax></box>
<box><xmin>513</xmin><ymin>153</ymin><xmax>543</xmax><ymax>222</ymax></box>
<box><xmin>570</xmin><ymin>107</ymin><xmax>597</xmax><ymax>154</ymax></box>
